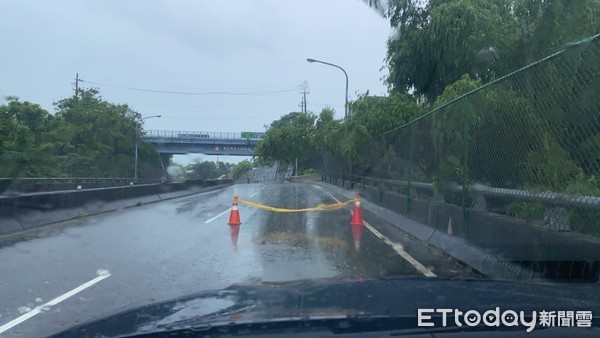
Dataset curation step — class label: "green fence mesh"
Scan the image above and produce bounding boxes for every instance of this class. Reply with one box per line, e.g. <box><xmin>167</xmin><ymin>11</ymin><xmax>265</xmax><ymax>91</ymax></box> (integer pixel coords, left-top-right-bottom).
<box><xmin>326</xmin><ymin>34</ymin><xmax>600</xmax><ymax>238</ymax></box>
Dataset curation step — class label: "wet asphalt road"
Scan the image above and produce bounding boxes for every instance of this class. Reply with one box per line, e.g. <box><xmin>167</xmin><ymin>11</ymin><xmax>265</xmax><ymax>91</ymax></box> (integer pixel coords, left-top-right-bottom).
<box><xmin>0</xmin><ymin>181</ymin><xmax>479</xmax><ymax>337</ymax></box>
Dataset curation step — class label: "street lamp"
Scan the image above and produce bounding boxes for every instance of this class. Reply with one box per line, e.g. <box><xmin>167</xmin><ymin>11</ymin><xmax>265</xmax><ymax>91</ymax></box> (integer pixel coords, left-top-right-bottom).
<box><xmin>134</xmin><ymin>115</ymin><xmax>162</xmax><ymax>182</ymax></box>
<box><xmin>306</xmin><ymin>58</ymin><xmax>349</xmax><ymax>120</ymax></box>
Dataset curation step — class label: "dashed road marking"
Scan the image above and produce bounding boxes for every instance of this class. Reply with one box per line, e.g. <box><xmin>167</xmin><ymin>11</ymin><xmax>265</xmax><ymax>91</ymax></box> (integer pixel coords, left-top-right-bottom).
<box><xmin>320</xmin><ymin>188</ymin><xmax>437</xmax><ymax>278</ymax></box>
<box><xmin>0</xmin><ymin>270</ymin><xmax>111</xmax><ymax>335</ymax></box>
<box><xmin>250</xmin><ymin>191</ymin><xmax>258</xmax><ymax>197</ymax></box>
<box><xmin>204</xmin><ymin>208</ymin><xmax>232</xmax><ymax>224</ymax></box>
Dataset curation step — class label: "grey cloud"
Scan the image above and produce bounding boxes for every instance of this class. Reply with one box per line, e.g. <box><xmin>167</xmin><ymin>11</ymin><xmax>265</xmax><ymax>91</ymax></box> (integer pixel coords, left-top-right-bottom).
<box><xmin>0</xmin><ymin>0</ymin><xmax>391</xmax><ymax>164</ymax></box>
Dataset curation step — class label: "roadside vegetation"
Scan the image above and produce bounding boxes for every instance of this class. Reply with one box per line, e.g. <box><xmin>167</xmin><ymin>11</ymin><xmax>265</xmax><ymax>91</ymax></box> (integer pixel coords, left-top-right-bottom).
<box><xmin>1</xmin><ymin>89</ymin><xmax>166</xmax><ymax>179</ymax></box>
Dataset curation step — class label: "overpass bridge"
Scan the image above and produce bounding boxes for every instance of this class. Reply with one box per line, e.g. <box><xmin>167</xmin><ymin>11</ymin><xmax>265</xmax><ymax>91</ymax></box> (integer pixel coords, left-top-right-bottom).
<box><xmin>143</xmin><ymin>130</ymin><xmax>263</xmax><ymax>156</ymax></box>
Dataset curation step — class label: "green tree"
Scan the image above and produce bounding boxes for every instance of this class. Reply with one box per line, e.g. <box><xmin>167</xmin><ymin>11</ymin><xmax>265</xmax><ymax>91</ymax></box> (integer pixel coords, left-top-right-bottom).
<box><xmin>314</xmin><ymin>107</ymin><xmax>340</xmax><ymax>154</ymax></box>
<box><xmin>0</xmin><ymin>97</ymin><xmax>58</xmax><ymax>177</ymax></box>
<box><xmin>233</xmin><ymin>160</ymin><xmax>254</xmax><ymax>180</ymax></box>
<box><xmin>184</xmin><ymin>161</ymin><xmax>222</xmax><ymax>180</ymax></box>
<box><xmin>325</xmin><ymin>93</ymin><xmax>421</xmax><ymax>175</ymax></box>
<box><xmin>385</xmin><ymin>0</ymin><xmax>511</xmax><ymax>101</ymax></box>
<box><xmin>254</xmin><ymin>112</ymin><xmax>317</xmax><ymax>166</ymax></box>
<box><xmin>167</xmin><ymin>163</ymin><xmax>186</xmax><ymax>182</ymax></box>
<box><xmin>0</xmin><ymin>89</ymin><xmax>167</xmax><ymax>180</ymax></box>
<box><xmin>52</xmin><ymin>89</ymin><xmax>164</xmax><ymax>178</ymax></box>
<box><xmin>363</xmin><ymin>0</ymin><xmax>600</xmax><ymax>101</ymax></box>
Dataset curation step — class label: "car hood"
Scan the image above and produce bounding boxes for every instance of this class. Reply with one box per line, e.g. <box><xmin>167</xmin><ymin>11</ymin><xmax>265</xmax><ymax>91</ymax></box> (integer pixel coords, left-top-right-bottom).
<box><xmin>50</xmin><ymin>276</ymin><xmax>600</xmax><ymax>337</ymax></box>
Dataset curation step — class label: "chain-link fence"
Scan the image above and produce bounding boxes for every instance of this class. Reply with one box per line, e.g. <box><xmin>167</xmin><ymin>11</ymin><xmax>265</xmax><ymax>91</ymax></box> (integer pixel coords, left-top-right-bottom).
<box><xmin>324</xmin><ymin>34</ymin><xmax>600</xmax><ymax>239</ymax></box>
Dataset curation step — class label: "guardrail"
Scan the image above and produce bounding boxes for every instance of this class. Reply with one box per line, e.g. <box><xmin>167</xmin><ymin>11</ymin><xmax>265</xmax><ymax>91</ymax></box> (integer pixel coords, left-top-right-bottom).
<box><xmin>0</xmin><ymin>177</ymin><xmax>162</xmax><ymax>194</ymax></box>
<box><xmin>323</xmin><ymin>174</ymin><xmax>600</xmax><ymax>281</ymax></box>
<box><xmin>327</xmin><ymin>174</ymin><xmax>600</xmax><ymax>231</ymax></box>
<box><xmin>291</xmin><ymin>173</ymin><xmax>320</xmax><ymax>181</ymax></box>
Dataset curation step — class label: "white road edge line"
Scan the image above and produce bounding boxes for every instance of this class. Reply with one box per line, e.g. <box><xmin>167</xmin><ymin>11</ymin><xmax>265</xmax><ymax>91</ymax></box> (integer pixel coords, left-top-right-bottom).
<box><xmin>363</xmin><ymin>221</ymin><xmax>436</xmax><ymax>277</ymax></box>
<box><xmin>204</xmin><ymin>208</ymin><xmax>232</xmax><ymax>224</ymax></box>
<box><xmin>322</xmin><ymin>189</ymin><xmax>437</xmax><ymax>278</ymax></box>
<box><xmin>0</xmin><ymin>272</ymin><xmax>111</xmax><ymax>335</ymax></box>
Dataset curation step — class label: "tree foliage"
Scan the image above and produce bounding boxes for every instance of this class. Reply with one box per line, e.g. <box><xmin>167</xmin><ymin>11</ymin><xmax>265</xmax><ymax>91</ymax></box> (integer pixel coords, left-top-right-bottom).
<box><xmin>0</xmin><ymin>89</ymin><xmax>166</xmax><ymax>179</ymax></box>
<box><xmin>254</xmin><ymin>112</ymin><xmax>317</xmax><ymax>165</ymax></box>
<box><xmin>253</xmin><ymin>95</ymin><xmax>422</xmax><ymax>174</ymax></box>
<box><xmin>232</xmin><ymin>160</ymin><xmax>255</xmax><ymax>180</ymax></box>
<box><xmin>363</xmin><ymin>0</ymin><xmax>600</xmax><ymax>102</ymax></box>
<box><xmin>184</xmin><ymin>161</ymin><xmax>232</xmax><ymax>180</ymax></box>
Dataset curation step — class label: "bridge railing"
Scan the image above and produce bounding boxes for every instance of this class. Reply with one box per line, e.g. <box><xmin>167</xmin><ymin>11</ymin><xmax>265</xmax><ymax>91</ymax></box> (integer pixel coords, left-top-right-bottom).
<box><xmin>144</xmin><ymin>130</ymin><xmax>263</xmax><ymax>140</ymax></box>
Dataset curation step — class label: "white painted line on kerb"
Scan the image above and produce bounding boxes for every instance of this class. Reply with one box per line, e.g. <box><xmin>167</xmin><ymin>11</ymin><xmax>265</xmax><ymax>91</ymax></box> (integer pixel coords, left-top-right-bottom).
<box><xmin>250</xmin><ymin>191</ymin><xmax>258</xmax><ymax>197</ymax></box>
<box><xmin>0</xmin><ymin>270</ymin><xmax>111</xmax><ymax>335</ymax></box>
<box><xmin>323</xmin><ymin>190</ymin><xmax>437</xmax><ymax>278</ymax></box>
<box><xmin>363</xmin><ymin>221</ymin><xmax>436</xmax><ymax>277</ymax></box>
<box><xmin>204</xmin><ymin>208</ymin><xmax>231</xmax><ymax>224</ymax></box>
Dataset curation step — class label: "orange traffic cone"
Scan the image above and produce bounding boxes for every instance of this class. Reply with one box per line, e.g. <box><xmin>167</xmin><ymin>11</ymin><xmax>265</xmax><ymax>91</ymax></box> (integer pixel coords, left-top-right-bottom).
<box><xmin>228</xmin><ymin>195</ymin><xmax>242</xmax><ymax>225</ymax></box>
<box><xmin>351</xmin><ymin>197</ymin><xmax>364</xmax><ymax>226</ymax></box>
<box><xmin>351</xmin><ymin>196</ymin><xmax>364</xmax><ymax>251</ymax></box>
<box><xmin>228</xmin><ymin>196</ymin><xmax>241</xmax><ymax>250</ymax></box>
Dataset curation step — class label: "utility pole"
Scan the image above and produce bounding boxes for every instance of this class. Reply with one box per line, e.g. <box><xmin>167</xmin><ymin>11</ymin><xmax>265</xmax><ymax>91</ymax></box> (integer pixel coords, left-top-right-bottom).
<box><xmin>74</xmin><ymin>73</ymin><xmax>83</xmax><ymax>98</ymax></box>
<box><xmin>298</xmin><ymin>81</ymin><xmax>309</xmax><ymax>113</ymax></box>
<box><xmin>294</xmin><ymin>81</ymin><xmax>309</xmax><ymax>179</ymax></box>
<box><xmin>302</xmin><ymin>87</ymin><xmax>307</xmax><ymax>113</ymax></box>
<box><xmin>298</xmin><ymin>91</ymin><xmax>306</xmax><ymax>114</ymax></box>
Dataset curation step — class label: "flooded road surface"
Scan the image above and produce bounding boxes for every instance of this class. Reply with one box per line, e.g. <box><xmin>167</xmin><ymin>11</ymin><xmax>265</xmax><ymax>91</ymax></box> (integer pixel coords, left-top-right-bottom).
<box><xmin>0</xmin><ymin>181</ymin><xmax>478</xmax><ymax>337</ymax></box>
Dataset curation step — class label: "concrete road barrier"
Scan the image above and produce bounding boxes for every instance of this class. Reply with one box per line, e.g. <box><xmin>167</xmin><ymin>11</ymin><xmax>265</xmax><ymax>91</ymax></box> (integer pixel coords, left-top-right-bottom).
<box><xmin>0</xmin><ymin>179</ymin><xmax>232</xmax><ymax>236</ymax></box>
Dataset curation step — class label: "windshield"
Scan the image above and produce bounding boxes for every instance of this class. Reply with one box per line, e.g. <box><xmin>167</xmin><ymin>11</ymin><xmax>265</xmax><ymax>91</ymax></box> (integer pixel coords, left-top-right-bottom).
<box><xmin>1</xmin><ymin>1</ymin><xmax>599</xmax><ymax>337</ymax></box>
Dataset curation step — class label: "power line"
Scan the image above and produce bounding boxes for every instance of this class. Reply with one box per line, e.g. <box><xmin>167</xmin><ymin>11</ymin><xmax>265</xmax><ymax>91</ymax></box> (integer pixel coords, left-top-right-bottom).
<box><xmin>132</xmin><ymin>100</ymin><xmax>298</xmax><ymax>108</ymax></box>
<box><xmin>161</xmin><ymin>115</ymin><xmax>262</xmax><ymax>120</ymax></box>
<box><xmin>80</xmin><ymin>79</ymin><xmax>299</xmax><ymax>96</ymax></box>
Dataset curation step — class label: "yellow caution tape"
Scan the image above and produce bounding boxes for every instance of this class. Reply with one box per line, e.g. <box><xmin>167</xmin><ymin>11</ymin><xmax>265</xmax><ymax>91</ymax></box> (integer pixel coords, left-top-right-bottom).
<box><xmin>238</xmin><ymin>197</ymin><xmax>359</xmax><ymax>213</ymax></box>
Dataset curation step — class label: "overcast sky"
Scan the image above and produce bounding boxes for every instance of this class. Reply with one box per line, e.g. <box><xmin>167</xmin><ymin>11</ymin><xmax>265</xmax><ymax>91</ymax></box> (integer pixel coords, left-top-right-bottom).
<box><xmin>0</xmin><ymin>0</ymin><xmax>391</xmax><ymax>164</ymax></box>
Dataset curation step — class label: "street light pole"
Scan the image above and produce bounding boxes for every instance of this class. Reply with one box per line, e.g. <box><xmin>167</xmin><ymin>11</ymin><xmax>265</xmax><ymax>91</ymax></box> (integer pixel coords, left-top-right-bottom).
<box><xmin>134</xmin><ymin>127</ymin><xmax>139</xmax><ymax>181</ymax></box>
<box><xmin>306</xmin><ymin>58</ymin><xmax>349</xmax><ymax>120</ymax></box>
<box><xmin>134</xmin><ymin>115</ymin><xmax>162</xmax><ymax>182</ymax></box>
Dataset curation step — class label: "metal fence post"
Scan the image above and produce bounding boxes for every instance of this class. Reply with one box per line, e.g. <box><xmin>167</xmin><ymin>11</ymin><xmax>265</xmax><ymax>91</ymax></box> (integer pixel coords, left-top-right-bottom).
<box><xmin>461</xmin><ymin>109</ymin><xmax>471</xmax><ymax>234</ymax></box>
<box><xmin>406</xmin><ymin>125</ymin><xmax>415</xmax><ymax>214</ymax></box>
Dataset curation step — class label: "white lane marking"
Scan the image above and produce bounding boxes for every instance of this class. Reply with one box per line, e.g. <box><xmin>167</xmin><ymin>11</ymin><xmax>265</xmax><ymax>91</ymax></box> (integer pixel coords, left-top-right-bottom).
<box><xmin>363</xmin><ymin>221</ymin><xmax>436</xmax><ymax>277</ymax></box>
<box><xmin>0</xmin><ymin>271</ymin><xmax>111</xmax><ymax>335</ymax></box>
<box><xmin>323</xmin><ymin>191</ymin><xmax>437</xmax><ymax>278</ymax></box>
<box><xmin>250</xmin><ymin>191</ymin><xmax>258</xmax><ymax>197</ymax></box>
<box><xmin>204</xmin><ymin>208</ymin><xmax>232</xmax><ymax>224</ymax></box>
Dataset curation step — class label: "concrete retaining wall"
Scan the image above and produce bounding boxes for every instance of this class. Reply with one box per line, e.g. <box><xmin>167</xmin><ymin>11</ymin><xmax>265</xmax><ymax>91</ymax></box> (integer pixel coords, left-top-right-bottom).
<box><xmin>0</xmin><ymin>179</ymin><xmax>232</xmax><ymax>236</ymax></box>
<box><xmin>322</xmin><ymin>176</ymin><xmax>600</xmax><ymax>280</ymax></box>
